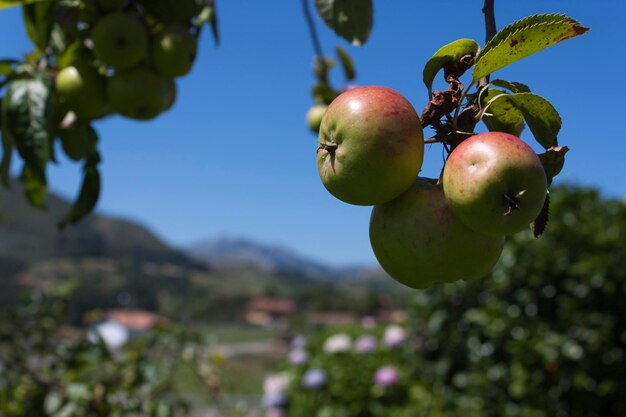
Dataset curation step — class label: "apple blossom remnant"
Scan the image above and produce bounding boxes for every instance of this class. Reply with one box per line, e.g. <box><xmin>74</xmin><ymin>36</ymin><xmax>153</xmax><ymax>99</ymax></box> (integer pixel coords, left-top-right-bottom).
<box><xmin>383</xmin><ymin>325</ymin><xmax>406</xmax><ymax>347</ymax></box>
<box><xmin>323</xmin><ymin>333</ymin><xmax>351</xmax><ymax>353</ymax></box>
<box><xmin>374</xmin><ymin>366</ymin><xmax>399</xmax><ymax>387</ymax></box>
<box><xmin>355</xmin><ymin>334</ymin><xmax>377</xmax><ymax>353</ymax></box>
<box><xmin>302</xmin><ymin>368</ymin><xmax>327</xmax><ymax>389</ymax></box>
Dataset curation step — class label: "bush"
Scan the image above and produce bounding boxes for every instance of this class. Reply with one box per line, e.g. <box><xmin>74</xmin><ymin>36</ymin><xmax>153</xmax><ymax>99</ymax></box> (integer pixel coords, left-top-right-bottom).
<box><xmin>268</xmin><ymin>186</ymin><xmax>626</xmax><ymax>417</ymax></box>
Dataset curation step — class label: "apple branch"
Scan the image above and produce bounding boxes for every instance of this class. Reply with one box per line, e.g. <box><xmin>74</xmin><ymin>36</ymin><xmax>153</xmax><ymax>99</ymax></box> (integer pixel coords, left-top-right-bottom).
<box><xmin>302</xmin><ymin>0</ymin><xmax>328</xmax><ymax>76</ymax></box>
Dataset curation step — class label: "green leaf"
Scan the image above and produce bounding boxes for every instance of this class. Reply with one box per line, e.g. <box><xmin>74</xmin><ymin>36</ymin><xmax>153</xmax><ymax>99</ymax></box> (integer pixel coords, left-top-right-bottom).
<box><xmin>490</xmin><ymin>79</ymin><xmax>530</xmax><ymax>93</ymax></box>
<box><xmin>335</xmin><ymin>47</ymin><xmax>355</xmax><ymax>81</ymax></box>
<box><xmin>423</xmin><ymin>39</ymin><xmax>480</xmax><ymax>97</ymax></box>
<box><xmin>507</xmin><ymin>93</ymin><xmax>561</xmax><ymax>149</ymax></box>
<box><xmin>3</xmin><ymin>77</ymin><xmax>52</xmax><ymax>182</ymax></box>
<box><xmin>22</xmin><ymin>1</ymin><xmax>55</xmax><ymax>50</ymax></box>
<box><xmin>484</xmin><ymin>92</ymin><xmax>561</xmax><ymax>149</ymax></box>
<box><xmin>20</xmin><ymin>163</ymin><xmax>47</xmax><ymax>209</ymax></box>
<box><xmin>0</xmin><ymin>0</ymin><xmax>50</xmax><ymax>10</ymax></box>
<box><xmin>58</xmin><ymin>152</ymin><xmax>100</xmax><ymax>228</ymax></box>
<box><xmin>481</xmin><ymin>88</ymin><xmax>525</xmax><ymax>137</ymax></box>
<box><xmin>315</xmin><ymin>0</ymin><xmax>373</xmax><ymax>46</ymax></box>
<box><xmin>538</xmin><ymin>146</ymin><xmax>569</xmax><ymax>186</ymax></box>
<box><xmin>0</xmin><ymin>59</ymin><xmax>18</xmax><ymax>76</ymax></box>
<box><xmin>473</xmin><ymin>14</ymin><xmax>589</xmax><ymax>81</ymax></box>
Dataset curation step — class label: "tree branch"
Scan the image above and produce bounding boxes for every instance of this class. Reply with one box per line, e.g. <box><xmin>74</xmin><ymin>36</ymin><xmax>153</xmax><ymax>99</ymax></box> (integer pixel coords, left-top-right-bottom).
<box><xmin>301</xmin><ymin>0</ymin><xmax>327</xmax><ymax>73</ymax></box>
<box><xmin>478</xmin><ymin>0</ymin><xmax>497</xmax><ymax>88</ymax></box>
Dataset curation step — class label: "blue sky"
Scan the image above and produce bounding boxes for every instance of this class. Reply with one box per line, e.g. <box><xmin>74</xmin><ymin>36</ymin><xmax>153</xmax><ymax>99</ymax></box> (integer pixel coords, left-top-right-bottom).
<box><xmin>1</xmin><ymin>1</ymin><xmax>624</xmax><ymax>266</ymax></box>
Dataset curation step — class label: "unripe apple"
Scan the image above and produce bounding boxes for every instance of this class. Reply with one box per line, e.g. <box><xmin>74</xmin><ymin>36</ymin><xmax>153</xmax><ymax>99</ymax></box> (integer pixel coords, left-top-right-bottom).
<box><xmin>317</xmin><ymin>86</ymin><xmax>424</xmax><ymax>206</ymax></box>
<box><xmin>151</xmin><ymin>26</ymin><xmax>197</xmax><ymax>77</ymax></box>
<box><xmin>306</xmin><ymin>104</ymin><xmax>327</xmax><ymax>133</ymax></box>
<box><xmin>443</xmin><ymin>132</ymin><xmax>548</xmax><ymax>235</ymax></box>
<box><xmin>59</xmin><ymin>124</ymin><xmax>98</xmax><ymax>161</ymax></box>
<box><xmin>369</xmin><ymin>178</ymin><xmax>505</xmax><ymax>288</ymax></box>
<box><xmin>91</xmin><ymin>13</ymin><xmax>148</xmax><ymax>69</ymax></box>
<box><xmin>107</xmin><ymin>67</ymin><xmax>169</xmax><ymax>120</ymax></box>
<box><xmin>55</xmin><ymin>63</ymin><xmax>108</xmax><ymax>120</ymax></box>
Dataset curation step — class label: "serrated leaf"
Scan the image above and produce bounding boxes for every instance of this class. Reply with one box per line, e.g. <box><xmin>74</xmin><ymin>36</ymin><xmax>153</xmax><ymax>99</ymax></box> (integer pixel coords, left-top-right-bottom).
<box><xmin>22</xmin><ymin>1</ymin><xmax>55</xmax><ymax>50</ymax></box>
<box><xmin>0</xmin><ymin>0</ymin><xmax>50</xmax><ymax>10</ymax></box>
<box><xmin>59</xmin><ymin>152</ymin><xmax>100</xmax><ymax>228</ymax></box>
<box><xmin>3</xmin><ymin>77</ymin><xmax>52</xmax><ymax>182</ymax></box>
<box><xmin>315</xmin><ymin>0</ymin><xmax>372</xmax><ymax>46</ymax></box>
<box><xmin>473</xmin><ymin>14</ymin><xmax>589</xmax><ymax>81</ymax></box>
<box><xmin>335</xmin><ymin>47</ymin><xmax>355</xmax><ymax>81</ymax></box>
<box><xmin>21</xmin><ymin>163</ymin><xmax>47</xmax><ymax>209</ymax></box>
<box><xmin>481</xmin><ymin>88</ymin><xmax>525</xmax><ymax>137</ymax></box>
<box><xmin>490</xmin><ymin>79</ymin><xmax>530</xmax><ymax>93</ymax></box>
<box><xmin>538</xmin><ymin>145</ymin><xmax>569</xmax><ymax>186</ymax></box>
<box><xmin>423</xmin><ymin>39</ymin><xmax>479</xmax><ymax>97</ymax></box>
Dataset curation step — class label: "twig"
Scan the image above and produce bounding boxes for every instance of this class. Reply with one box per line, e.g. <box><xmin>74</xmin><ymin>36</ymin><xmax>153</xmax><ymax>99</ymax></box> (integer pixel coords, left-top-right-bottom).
<box><xmin>301</xmin><ymin>0</ymin><xmax>327</xmax><ymax>73</ymax></box>
<box><xmin>478</xmin><ymin>0</ymin><xmax>497</xmax><ymax>88</ymax></box>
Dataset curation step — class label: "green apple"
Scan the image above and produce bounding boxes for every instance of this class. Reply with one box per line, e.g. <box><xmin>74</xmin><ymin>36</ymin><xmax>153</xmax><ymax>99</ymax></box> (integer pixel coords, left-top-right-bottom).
<box><xmin>107</xmin><ymin>67</ymin><xmax>169</xmax><ymax>120</ymax></box>
<box><xmin>96</xmin><ymin>0</ymin><xmax>128</xmax><ymax>12</ymax></box>
<box><xmin>162</xmin><ymin>77</ymin><xmax>177</xmax><ymax>111</ymax></box>
<box><xmin>369</xmin><ymin>178</ymin><xmax>505</xmax><ymax>289</ymax></box>
<box><xmin>91</xmin><ymin>12</ymin><xmax>148</xmax><ymax>69</ymax></box>
<box><xmin>443</xmin><ymin>131</ymin><xmax>548</xmax><ymax>235</ymax></box>
<box><xmin>306</xmin><ymin>104</ymin><xmax>327</xmax><ymax>133</ymax></box>
<box><xmin>59</xmin><ymin>124</ymin><xmax>98</xmax><ymax>161</ymax></box>
<box><xmin>151</xmin><ymin>26</ymin><xmax>197</xmax><ymax>77</ymax></box>
<box><xmin>55</xmin><ymin>63</ymin><xmax>108</xmax><ymax>120</ymax></box>
<box><xmin>317</xmin><ymin>86</ymin><xmax>424</xmax><ymax>206</ymax></box>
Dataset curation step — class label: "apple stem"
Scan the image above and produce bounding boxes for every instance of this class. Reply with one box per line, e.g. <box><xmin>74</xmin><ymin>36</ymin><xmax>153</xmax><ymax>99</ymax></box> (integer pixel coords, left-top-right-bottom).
<box><xmin>301</xmin><ymin>0</ymin><xmax>327</xmax><ymax>77</ymax></box>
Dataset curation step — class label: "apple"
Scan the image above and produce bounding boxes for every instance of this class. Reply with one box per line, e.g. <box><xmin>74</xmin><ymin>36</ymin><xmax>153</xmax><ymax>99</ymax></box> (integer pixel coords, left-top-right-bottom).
<box><xmin>59</xmin><ymin>124</ymin><xmax>98</xmax><ymax>161</ymax></box>
<box><xmin>151</xmin><ymin>26</ymin><xmax>197</xmax><ymax>77</ymax></box>
<box><xmin>91</xmin><ymin>13</ymin><xmax>148</xmax><ymax>69</ymax></box>
<box><xmin>162</xmin><ymin>78</ymin><xmax>177</xmax><ymax>111</ymax></box>
<box><xmin>317</xmin><ymin>86</ymin><xmax>424</xmax><ymax>206</ymax></box>
<box><xmin>107</xmin><ymin>67</ymin><xmax>169</xmax><ymax>120</ymax></box>
<box><xmin>55</xmin><ymin>63</ymin><xmax>108</xmax><ymax>120</ymax></box>
<box><xmin>306</xmin><ymin>104</ymin><xmax>327</xmax><ymax>133</ymax></box>
<box><xmin>443</xmin><ymin>132</ymin><xmax>548</xmax><ymax>235</ymax></box>
<box><xmin>96</xmin><ymin>0</ymin><xmax>128</xmax><ymax>12</ymax></box>
<box><xmin>369</xmin><ymin>178</ymin><xmax>505</xmax><ymax>288</ymax></box>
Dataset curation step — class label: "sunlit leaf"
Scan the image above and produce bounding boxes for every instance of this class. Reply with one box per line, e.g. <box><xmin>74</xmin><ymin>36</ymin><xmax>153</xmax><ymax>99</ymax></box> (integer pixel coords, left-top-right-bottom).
<box><xmin>58</xmin><ymin>152</ymin><xmax>100</xmax><ymax>228</ymax></box>
<box><xmin>423</xmin><ymin>39</ymin><xmax>479</xmax><ymax>96</ymax></box>
<box><xmin>490</xmin><ymin>79</ymin><xmax>531</xmax><ymax>93</ymax></box>
<box><xmin>0</xmin><ymin>0</ymin><xmax>50</xmax><ymax>10</ymax></box>
<box><xmin>335</xmin><ymin>47</ymin><xmax>355</xmax><ymax>81</ymax></box>
<box><xmin>473</xmin><ymin>14</ymin><xmax>589</xmax><ymax>81</ymax></box>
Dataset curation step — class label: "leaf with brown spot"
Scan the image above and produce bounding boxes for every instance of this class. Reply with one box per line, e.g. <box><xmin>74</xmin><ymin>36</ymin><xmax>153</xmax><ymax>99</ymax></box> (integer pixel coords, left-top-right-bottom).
<box><xmin>531</xmin><ymin>191</ymin><xmax>550</xmax><ymax>238</ymax></box>
<box><xmin>473</xmin><ymin>14</ymin><xmax>589</xmax><ymax>81</ymax></box>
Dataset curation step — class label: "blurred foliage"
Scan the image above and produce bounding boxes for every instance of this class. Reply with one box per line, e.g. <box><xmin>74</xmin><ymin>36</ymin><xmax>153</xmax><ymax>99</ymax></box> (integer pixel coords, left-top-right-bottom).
<box><xmin>0</xmin><ymin>283</ymin><xmax>220</xmax><ymax>417</ymax></box>
<box><xmin>273</xmin><ymin>185</ymin><xmax>626</xmax><ymax>417</ymax></box>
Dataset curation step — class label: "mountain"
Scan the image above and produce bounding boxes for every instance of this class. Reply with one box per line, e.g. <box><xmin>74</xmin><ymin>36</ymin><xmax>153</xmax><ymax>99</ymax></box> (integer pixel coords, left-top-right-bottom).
<box><xmin>185</xmin><ymin>236</ymin><xmax>368</xmax><ymax>280</ymax></box>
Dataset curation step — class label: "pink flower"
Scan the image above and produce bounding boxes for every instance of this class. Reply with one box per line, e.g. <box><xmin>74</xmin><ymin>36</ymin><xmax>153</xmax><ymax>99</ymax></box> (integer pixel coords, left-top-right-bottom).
<box><xmin>374</xmin><ymin>366</ymin><xmax>399</xmax><ymax>387</ymax></box>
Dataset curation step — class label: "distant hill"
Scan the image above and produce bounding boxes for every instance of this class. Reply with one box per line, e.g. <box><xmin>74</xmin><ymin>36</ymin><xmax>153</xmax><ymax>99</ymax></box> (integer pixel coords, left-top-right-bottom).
<box><xmin>0</xmin><ymin>183</ymin><xmax>404</xmax><ymax>320</ymax></box>
<box><xmin>0</xmin><ymin>182</ymin><xmax>198</xmax><ymax>267</ymax></box>
<box><xmin>185</xmin><ymin>236</ymin><xmax>372</xmax><ymax>281</ymax></box>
